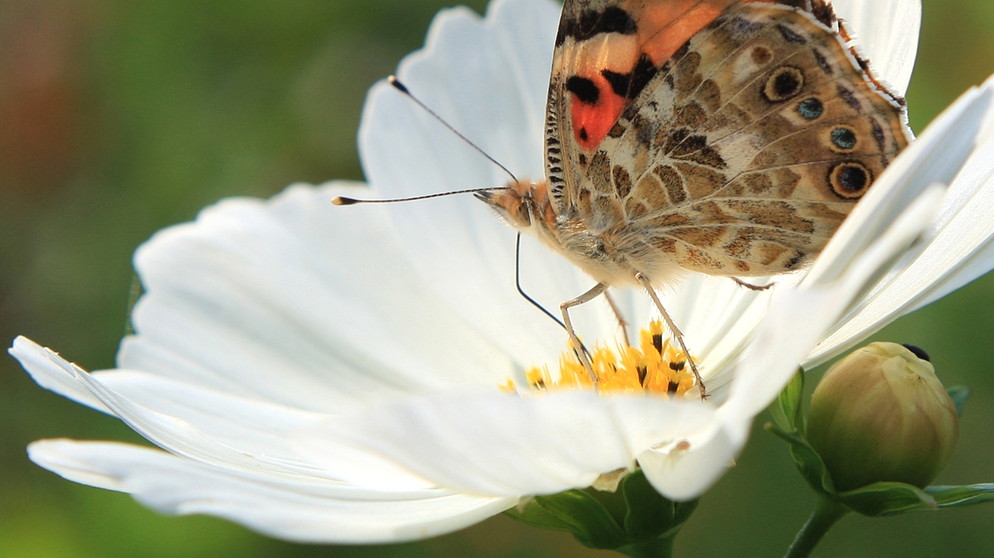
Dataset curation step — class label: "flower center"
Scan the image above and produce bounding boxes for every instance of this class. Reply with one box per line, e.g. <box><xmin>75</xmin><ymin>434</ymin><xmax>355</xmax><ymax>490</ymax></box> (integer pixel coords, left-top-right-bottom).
<box><xmin>503</xmin><ymin>320</ymin><xmax>698</xmax><ymax>397</ymax></box>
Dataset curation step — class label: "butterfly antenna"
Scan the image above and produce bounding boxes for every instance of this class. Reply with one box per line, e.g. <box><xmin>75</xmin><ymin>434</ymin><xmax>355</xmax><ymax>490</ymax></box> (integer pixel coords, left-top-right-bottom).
<box><xmin>332</xmin><ymin>77</ymin><xmax>520</xmax><ymax>207</ymax></box>
<box><xmin>332</xmin><ymin>187</ymin><xmax>508</xmax><ymax>206</ymax></box>
<box><xmin>389</xmin><ymin>76</ymin><xmax>519</xmax><ymax>183</ymax></box>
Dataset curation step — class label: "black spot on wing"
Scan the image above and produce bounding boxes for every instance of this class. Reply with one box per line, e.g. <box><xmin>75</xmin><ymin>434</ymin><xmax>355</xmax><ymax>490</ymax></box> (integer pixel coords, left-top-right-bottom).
<box><xmin>601</xmin><ymin>54</ymin><xmax>658</xmax><ymax>100</ymax></box>
<box><xmin>830</xmin><ymin>127</ymin><xmax>857</xmax><ymax>150</ymax></box>
<box><xmin>556</xmin><ymin>6</ymin><xmax>637</xmax><ymax>45</ymax></box>
<box><xmin>797</xmin><ymin>98</ymin><xmax>823</xmax><ymax>119</ymax></box>
<box><xmin>871</xmin><ymin>120</ymin><xmax>886</xmax><ymax>151</ymax></box>
<box><xmin>828</xmin><ymin>162</ymin><xmax>871</xmax><ymax>198</ymax></box>
<box><xmin>720</xmin><ymin>14</ymin><xmax>763</xmax><ymax>38</ymax></box>
<box><xmin>601</xmin><ymin>69</ymin><xmax>629</xmax><ymax>97</ymax></box>
<box><xmin>777</xmin><ymin>23</ymin><xmax>807</xmax><ymax>44</ymax></box>
<box><xmin>785</xmin><ymin>252</ymin><xmax>805</xmax><ymax>270</ymax></box>
<box><xmin>812</xmin><ymin>48</ymin><xmax>833</xmax><ymax>75</ymax></box>
<box><xmin>628</xmin><ymin>55</ymin><xmax>658</xmax><ymax>97</ymax></box>
<box><xmin>836</xmin><ymin>84</ymin><xmax>861</xmax><ymax>110</ymax></box>
<box><xmin>666</xmin><ymin>128</ymin><xmax>726</xmax><ymax>169</ymax></box>
<box><xmin>566</xmin><ymin>76</ymin><xmax>600</xmax><ymax>105</ymax></box>
<box><xmin>762</xmin><ymin>66</ymin><xmax>805</xmax><ymax>102</ymax></box>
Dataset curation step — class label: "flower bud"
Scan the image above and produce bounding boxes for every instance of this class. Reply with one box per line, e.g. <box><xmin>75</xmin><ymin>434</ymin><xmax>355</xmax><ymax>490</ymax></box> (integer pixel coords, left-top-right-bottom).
<box><xmin>806</xmin><ymin>342</ymin><xmax>959</xmax><ymax>491</ymax></box>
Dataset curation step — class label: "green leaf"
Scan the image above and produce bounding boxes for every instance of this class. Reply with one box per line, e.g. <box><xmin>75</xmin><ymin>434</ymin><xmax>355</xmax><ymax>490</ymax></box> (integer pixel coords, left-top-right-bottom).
<box><xmin>835</xmin><ymin>482</ymin><xmax>937</xmax><ymax>516</ymax></box>
<box><xmin>621</xmin><ymin>470</ymin><xmax>674</xmax><ymax>538</ymax></box>
<box><xmin>770</xmin><ymin>370</ymin><xmax>805</xmax><ymax>432</ymax></box>
<box><xmin>621</xmin><ymin>469</ymin><xmax>698</xmax><ymax>540</ymax></box>
<box><xmin>505</xmin><ymin>496</ymin><xmax>578</xmax><ymax>532</ymax></box>
<box><xmin>505</xmin><ymin>470</ymin><xmax>701</xmax><ymax>554</ymax></box>
<box><xmin>505</xmin><ymin>490</ymin><xmax>627</xmax><ymax>549</ymax></box>
<box><xmin>828</xmin><ymin>483</ymin><xmax>994</xmax><ymax>516</ymax></box>
<box><xmin>766</xmin><ymin>422</ymin><xmax>834</xmax><ymax>494</ymax></box>
<box><xmin>927</xmin><ymin>484</ymin><xmax>994</xmax><ymax>507</ymax></box>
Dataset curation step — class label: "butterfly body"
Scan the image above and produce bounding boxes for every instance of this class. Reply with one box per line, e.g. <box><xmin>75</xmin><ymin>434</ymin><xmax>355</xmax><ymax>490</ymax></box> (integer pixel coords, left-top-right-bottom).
<box><xmin>482</xmin><ymin>0</ymin><xmax>910</xmax><ymax>288</ymax></box>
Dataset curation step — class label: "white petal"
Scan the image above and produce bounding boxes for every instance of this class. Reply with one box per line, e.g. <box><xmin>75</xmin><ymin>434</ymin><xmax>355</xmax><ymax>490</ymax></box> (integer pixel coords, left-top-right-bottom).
<box><xmin>122</xmin><ymin>182</ymin><xmax>523</xmax><ymax>410</ymax></box>
<box><xmin>832</xmin><ymin>0</ymin><xmax>921</xmax><ymax>96</ymax></box>
<box><xmin>295</xmin><ymin>390</ymin><xmax>716</xmax><ymax>498</ymax></box>
<box><xmin>29</xmin><ymin>440</ymin><xmax>514</xmax><ymax>544</ymax></box>
<box><xmin>14</xmin><ymin>336</ymin><xmax>455</xmax><ymax>489</ymax></box>
<box><xmin>10</xmin><ymin>337</ymin><xmax>110</xmax><ymax>413</ymax></box>
<box><xmin>908</xmin><ymin>156</ymin><xmax>994</xmax><ymax>308</ymax></box>
<box><xmin>638</xmin><ymin>417</ymin><xmax>748</xmax><ymax>501</ymax></box>
<box><xmin>667</xmin><ymin>274</ymin><xmax>783</xmax><ymax>398</ymax></box>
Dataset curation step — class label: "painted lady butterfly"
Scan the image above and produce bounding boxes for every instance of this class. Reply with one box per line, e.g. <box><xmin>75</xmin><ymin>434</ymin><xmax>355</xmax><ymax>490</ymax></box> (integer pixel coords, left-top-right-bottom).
<box><xmin>478</xmin><ymin>0</ymin><xmax>911</xmax><ymax>395</ymax></box>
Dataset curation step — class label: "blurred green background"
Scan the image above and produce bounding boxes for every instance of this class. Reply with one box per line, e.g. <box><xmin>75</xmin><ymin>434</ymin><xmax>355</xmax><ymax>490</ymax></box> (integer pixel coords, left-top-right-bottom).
<box><xmin>2</xmin><ymin>0</ymin><xmax>994</xmax><ymax>556</ymax></box>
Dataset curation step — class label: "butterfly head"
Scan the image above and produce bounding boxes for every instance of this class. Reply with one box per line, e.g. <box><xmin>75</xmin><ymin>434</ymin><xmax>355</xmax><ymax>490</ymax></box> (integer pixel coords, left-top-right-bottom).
<box><xmin>476</xmin><ymin>180</ymin><xmax>558</xmax><ymax>234</ymax></box>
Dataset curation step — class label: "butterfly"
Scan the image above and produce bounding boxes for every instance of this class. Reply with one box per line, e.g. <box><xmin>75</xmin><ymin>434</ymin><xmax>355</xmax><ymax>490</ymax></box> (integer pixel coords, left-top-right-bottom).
<box><xmin>477</xmin><ymin>0</ymin><xmax>911</xmax><ymax>397</ymax></box>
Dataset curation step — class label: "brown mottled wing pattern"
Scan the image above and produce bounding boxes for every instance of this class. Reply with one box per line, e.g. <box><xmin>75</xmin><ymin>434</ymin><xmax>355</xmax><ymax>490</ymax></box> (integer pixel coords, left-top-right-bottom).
<box><xmin>546</xmin><ymin>0</ymin><xmax>909</xmax><ymax>280</ymax></box>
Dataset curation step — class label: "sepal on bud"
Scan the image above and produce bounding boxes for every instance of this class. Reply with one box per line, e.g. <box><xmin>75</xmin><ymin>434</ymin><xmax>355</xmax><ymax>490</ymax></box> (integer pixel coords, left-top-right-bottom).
<box><xmin>768</xmin><ymin>347</ymin><xmax>994</xmax><ymax>519</ymax></box>
<box><xmin>505</xmin><ymin>469</ymin><xmax>697</xmax><ymax>555</ymax></box>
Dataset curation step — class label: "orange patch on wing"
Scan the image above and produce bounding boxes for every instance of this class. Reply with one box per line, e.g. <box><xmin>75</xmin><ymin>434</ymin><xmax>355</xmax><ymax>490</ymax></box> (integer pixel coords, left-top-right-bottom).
<box><xmin>634</xmin><ymin>0</ymin><xmax>728</xmax><ymax>65</ymax></box>
<box><xmin>569</xmin><ymin>0</ymin><xmax>775</xmax><ymax>151</ymax></box>
<box><xmin>571</xmin><ymin>72</ymin><xmax>628</xmax><ymax>151</ymax></box>
<box><xmin>633</xmin><ymin>0</ymin><xmax>775</xmax><ymax>65</ymax></box>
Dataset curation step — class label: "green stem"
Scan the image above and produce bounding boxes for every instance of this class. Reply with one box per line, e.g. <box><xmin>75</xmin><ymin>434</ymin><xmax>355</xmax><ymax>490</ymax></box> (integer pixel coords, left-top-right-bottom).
<box><xmin>618</xmin><ymin>535</ymin><xmax>675</xmax><ymax>558</ymax></box>
<box><xmin>785</xmin><ymin>496</ymin><xmax>849</xmax><ymax>558</ymax></box>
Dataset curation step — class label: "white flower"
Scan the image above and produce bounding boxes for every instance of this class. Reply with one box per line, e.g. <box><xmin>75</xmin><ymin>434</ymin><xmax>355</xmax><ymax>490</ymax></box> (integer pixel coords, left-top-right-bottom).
<box><xmin>10</xmin><ymin>0</ymin><xmax>994</xmax><ymax>544</ymax></box>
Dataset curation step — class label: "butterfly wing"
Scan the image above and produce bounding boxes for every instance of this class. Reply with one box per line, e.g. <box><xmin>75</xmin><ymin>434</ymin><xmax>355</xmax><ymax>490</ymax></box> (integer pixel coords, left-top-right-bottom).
<box><xmin>548</xmin><ymin>0</ymin><xmax>740</xmax><ymax>205</ymax></box>
<box><xmin>546</xmin><ymin>0</ymin><xmax>909</xmax><ymax>280</ymax></box>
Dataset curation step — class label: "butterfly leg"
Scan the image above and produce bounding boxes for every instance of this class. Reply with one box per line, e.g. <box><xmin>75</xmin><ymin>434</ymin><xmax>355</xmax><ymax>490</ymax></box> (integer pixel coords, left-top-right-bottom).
<box><xmin>732</xmin><ymin>277</ymin><xmax>774</xmax><ymax>291</ymax></box>
<box><xmin>561</xmin><ymin>282</ymin><xmax>609</xmax><ymax>385</ymax></box>
<box><xmin>634</xmin><ymin>272</ymin><xmax>707</xmax><ymax>400</ymax></box>
<box><xmin>602</xmin><ymin>290</ymin><xmax>631</xmax><ymax>345</ymax></box>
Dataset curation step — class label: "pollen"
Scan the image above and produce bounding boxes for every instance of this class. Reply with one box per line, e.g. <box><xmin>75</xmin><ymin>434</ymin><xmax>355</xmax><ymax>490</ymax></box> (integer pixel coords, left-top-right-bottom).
<box><xmin>507</xmin><ymin>320</ymin><xmax>698</xmax><ymax>397</ymax></box>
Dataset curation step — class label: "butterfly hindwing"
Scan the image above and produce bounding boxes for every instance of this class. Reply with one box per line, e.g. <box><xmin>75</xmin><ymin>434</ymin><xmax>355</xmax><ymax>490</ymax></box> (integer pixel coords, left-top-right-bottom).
<box><xmin>545</xmin><ymin>0</ymin><xmax>909</xmax><ymax>280</ymax></box>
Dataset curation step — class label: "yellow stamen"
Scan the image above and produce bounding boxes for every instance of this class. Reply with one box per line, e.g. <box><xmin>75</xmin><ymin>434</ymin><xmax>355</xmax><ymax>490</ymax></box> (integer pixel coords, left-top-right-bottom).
<box><xmin>509</xmin><ymin>320</ymin><xmax>698</xmax><ymax>398</ymax></box>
